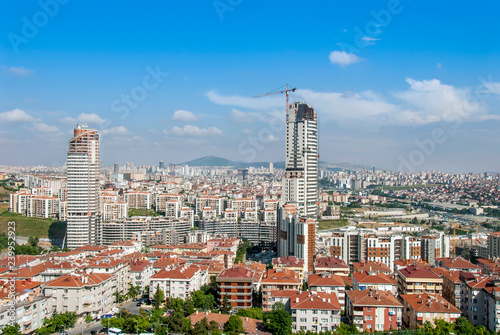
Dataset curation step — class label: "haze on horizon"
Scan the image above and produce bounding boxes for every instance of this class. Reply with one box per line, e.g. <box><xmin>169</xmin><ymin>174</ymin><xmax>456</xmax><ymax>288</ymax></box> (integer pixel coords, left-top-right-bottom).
<box><xmin>1</xmin><ymin>1</ymin><xmax>500</xmax><ymax>173</ymax></box>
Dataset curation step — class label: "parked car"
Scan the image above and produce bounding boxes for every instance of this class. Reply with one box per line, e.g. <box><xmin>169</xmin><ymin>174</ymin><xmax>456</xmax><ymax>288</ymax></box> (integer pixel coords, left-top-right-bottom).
<box><xmin>136</xmin><ymin>302</ymin><xmax>142</xmax><ymax>306</ymax></box>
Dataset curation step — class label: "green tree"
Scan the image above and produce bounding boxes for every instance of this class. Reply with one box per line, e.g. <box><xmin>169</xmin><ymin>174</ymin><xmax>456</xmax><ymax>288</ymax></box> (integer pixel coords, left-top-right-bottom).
<box><xmin>334</xmin><ymin>322</ymin><xmax>359</xmax><ymax>335</ymax></box>
<box><xmin>166</xmin><ymin>313</ymin><xmax>184</xmax><ymax>334</ymax></box>
<box><xmin>191</xmin><ymin>290</ymin><xmax>206</xmax><ymax>309</ymax></box>
<box><xmin>263</xmin><ymin>308</ymin><xmax>292</xmax><ymax>335</ymax></box>
<box><xmin>220</xmin><ymin>295</ymin><xmax>231</xmax><ymax>314</ymax></box>
<box><xmin>224</xmin><ymin>315</ymin><xmax>244</xmax><ymax>335</ymax></box>
<box><xmin>204</xmin><ymin>294</ymin><xmax>216</xmax><ymax>310</ymax></box>
<box><xmin>184</xmin><ymin>299</ymin><xmax>195</xmax><ymax>316</ymax></box>
<box><xmin>28</xmin><ymin>236</ymin><xmax>39</xmax><ymax>247</ymax></box>
<box><xmin>236</xmin><ymin>307</ymin><xmax>263</xmax><ymax>320</ymax></box>
<box><xmin>85</xmin><ymin>314</ymin><xmax>93</xmax><ymax>324</ymax></box>
<box><xmin>2</xmin><ymin>324</ymin><xmax>22</xmax><ymax>335</ymax></box>
<box><xmin>209</xmin><ymin>320</ymin><xmax>220</xmax><ymax>332</ymax></box>
<box><xmin>192</xmin><ymin>318</ymin><xmax>210</xmax><ymax>335</ymax></box>
<box><xmin>454</xmin><ymin>317</ymin><xmax>476</xmax><ymax>335</ymax></box>
<box><xmin>153</xmin><ymin>285</ymin><xmax>165</xmax><ymax>309</ymax></box>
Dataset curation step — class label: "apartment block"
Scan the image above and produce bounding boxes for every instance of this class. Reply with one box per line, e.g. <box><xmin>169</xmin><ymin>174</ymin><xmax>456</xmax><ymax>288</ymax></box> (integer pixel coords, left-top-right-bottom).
<box><xmin>27</xmin><ymin>196</ymin><xmax>59</xmax><ymax>218</ymax></box>
<box><xmin>396</xmin><ymin>266</ymin><xmax>443</xmax><ymax>296</ymax></box>
<box><xmin>216</xmin><ymin>267</ymin><xmax>254</xmax><ymax>310</ymax></box>
<box><xmin>125</xmin><ymin>191</ymin><xmax>153</xmax><ymax>209</ymax></box>
<box><xmin>400</xmin><ymin>293</ymin><xmax>461</xmax><ymax>329</ymax></box>
<box><xmin>261</xmin><ymin>268</ymin><xmax>300</xmax><ymax>312</ymax></box>
<box><xmin>44</xmin><ymin>272</ymin><xmax>114</xmax><ymax>316</ymax></box>
<box><xmin>149</xmin><ymin>265</ymin><xmax>207</xmax><ymax>300</ymax></box>
<box><xmin>195</xmin><ymin>196</ymin><xmax>223</xmax><ymax>216</ymax></box>
<box><xmin>308</xmin><ymin>273</ymin><xmax>346</xmax><ymax>306</ymax></box>
<box><xmin>352</xmin><ymin>272</ymin><xmax>397</xmax><ymax>296</ymax></box>
<box><xmin>346</xmin><ymin>290</ymin><xmax>402</xmax><ymax>332</ymax></box>
<box><xmin>291</xmin><ymin>291</ymin><xmax>341</xmax><ymax>333</ymax></box>
<box><xmin>314</xmin><ymin>257</ymin><xmax>349</xmax><ymax>276</ymax></box>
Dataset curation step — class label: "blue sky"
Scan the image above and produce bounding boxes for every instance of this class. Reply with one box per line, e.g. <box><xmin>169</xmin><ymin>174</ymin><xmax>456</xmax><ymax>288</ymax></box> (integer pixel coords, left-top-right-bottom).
<box><xmin>1</xmin><ymin>0</ymin><xmax>500</xmax><ymax>172</ymax></box>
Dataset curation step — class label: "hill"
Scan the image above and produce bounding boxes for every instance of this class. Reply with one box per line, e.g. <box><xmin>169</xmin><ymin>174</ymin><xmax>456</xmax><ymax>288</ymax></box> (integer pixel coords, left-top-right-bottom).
<box><xmin>180</xmin><ymin>156</ymin><xmax>281</xmax><ymax>169</ymax></box>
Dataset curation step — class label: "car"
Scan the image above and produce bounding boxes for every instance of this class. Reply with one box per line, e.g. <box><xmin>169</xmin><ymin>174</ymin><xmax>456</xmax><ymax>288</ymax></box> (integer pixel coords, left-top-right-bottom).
<box><xmin>90</xmin><ymin>331</ymin><xmax>97</xmax><ymax>335</ymax></box>
<box><xmin>136</xmin><ymin>302</ymin><xmax>142</xmax><ymax>306</ymax></box>
<box><xmin>133</xmin><ymin>298</ymin><xmax>137</xmax><ymax>301</ymax></box>
<box><xmin>59</xmin><ymin>332</ymin><xmax>70</xmax><ymax>335</ymax></box>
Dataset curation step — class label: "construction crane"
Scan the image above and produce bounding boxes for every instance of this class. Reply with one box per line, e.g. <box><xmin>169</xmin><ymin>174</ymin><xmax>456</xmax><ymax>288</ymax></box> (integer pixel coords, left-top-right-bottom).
<box><xmin>252</xmin><ymin>84</ymin><xmax>297</xmax><ymax>112</ymax></box>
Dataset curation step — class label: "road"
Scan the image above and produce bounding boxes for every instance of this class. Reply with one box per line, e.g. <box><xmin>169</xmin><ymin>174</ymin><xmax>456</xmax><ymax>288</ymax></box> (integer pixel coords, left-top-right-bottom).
<box><xmin>69</xmin><ymin>300</ymin><xmax>147</xmax><ymax>335</ymax></box>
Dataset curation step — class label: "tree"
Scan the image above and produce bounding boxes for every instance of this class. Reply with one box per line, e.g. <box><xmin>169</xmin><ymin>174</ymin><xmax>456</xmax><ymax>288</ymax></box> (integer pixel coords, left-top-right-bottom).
<box><xmin>461</xmin><ymin>250</ymin><xmax>471</xmax><ymax>260</ymax></box>
<box><xmin>2</xmin><ymin>324</ymin><xmax>22</xmax><ymax>335</ymax></box>
<box><xmin>85</xmin><ymin>314</ymin><xmax>93</xmax><ymax>324</ymax></box>
<box><xmin>237</xmin><ymin>307</ymin><xmax>263</xmax><ymax>320</ymax></box>
<box><xmin>192</xmin><ymin>318</ymin><xmax>210</xmax><ymax>335</ymax></box>
<box><xmin>204</xmin><ymin>294</ymin><xmax>216</xmax><ymax>310</ymax></box>
<box><xmin>166</xmin><ymin>313</ymin><xmax>184</xmax><ymax>333</ymax></box>
<box><xmin>209</xmin><ymin>320</ymin><xmax>220</xmax><ymax>332</ymax></box>
<box><xmin>263</xmin><ymin>308</ymin><xmax>292</xmax><ymax>335</ymax></box>
<box><xmin>220</xmin><ymin>295</ymin><xmax>232</xmax><ymax>314</ymax></box>
<box><xmin>454</xmin><ymin>317</ymin><xmax>476</xmax><ymax>335</ymax></box>
<box><xmin>224</xmin><ymin>315</ymin><xmax>244</xmax><ymax>335</ymax></box>
<box><xmin>28</xmin><ymin>236</ymin><xmax>39</xmax><ymax>247</ymax></box>
<box><xmin>191</xmin><ymin>290</ymin><xmax>206</xmax><ymax>309</ymax></box>
<box><xmin>334</xmin><ymin>322</ymin><xmax>359</xmax><ymax>335</ymax></box>
<box><xmin>153</xmin><ymin>285</ymin><xmax>165</xmax><ymax>309</ymax></box>
<box><xmin>184</xmin><ymin>298</ymin><xmax>195</xmax><ymax>317</ymax></box>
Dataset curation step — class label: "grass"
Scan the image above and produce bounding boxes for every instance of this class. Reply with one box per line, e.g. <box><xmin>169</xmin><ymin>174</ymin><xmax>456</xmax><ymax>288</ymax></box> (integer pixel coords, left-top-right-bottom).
<box><xmin>0</xmin><ymin>203</ymin><xmax>64</xmax><ymax>238</ymax></box>
<box><xmin>128</xmin><ymin>208</ymin><xmax>163</xmax><ymax>217</ymax></box>
<box><xmin>318</xmin><ymin>219</ymin><xmax>349</xmax><ymax>230</ymax></box>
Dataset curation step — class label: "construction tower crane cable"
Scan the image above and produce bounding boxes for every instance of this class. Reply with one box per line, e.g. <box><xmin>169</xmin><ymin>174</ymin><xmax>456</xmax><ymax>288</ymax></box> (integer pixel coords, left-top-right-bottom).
<box><xmin>252</xmin><ymin>84</ymin><xmax>297</xmax><ymax>112</ymax></box>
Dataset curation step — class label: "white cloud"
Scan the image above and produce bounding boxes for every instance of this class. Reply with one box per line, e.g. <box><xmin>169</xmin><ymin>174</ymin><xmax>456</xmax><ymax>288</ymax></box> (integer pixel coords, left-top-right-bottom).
<box><xmin>101</xmin><ymin>126</ymin><xmax>128</xmax><ymax>136</ymax></box>
<box><xmin>0</xmin><ymin>109</ymin><xmax>37</xmax><ymax>123</ymax></box>
<box><xmin>393</xmin><ymin>78</ymin><xmax>484</xmax><ymax>124</ymax></box>
<box><xmin>206</xmin><ymin>90</ymin><xmax>283</xmax><ymax>110</ymax></box>
<box><xmin>32</xmin><ymin>123</ymin><xmax>61</xmax><ymax>133</ymax></box>
<box><xmin>264</xmin><ymin>134</ymin><xmax>279</xmax><ymax>142</ymax></box>
<box><xmin>4</xmin><ymin>66</ymin><xmax>33</xmax><ymax>77</ymax></box>
<box><xmin>360</xmin><ymin>36</ymin><xmax>380</xmax><ymax>46</ymax></box>
<box><xmin>230</xmin><ymin>108</ymin><xmax>270</xmax><ymax>123</ymax></box>
<box><xmin>172</xmin><ymin>110</ymin><xmax>199</xmax><ymax>122</ymax></box>
<box><xmin>164</xmin><ymin>125</ymin><xmax>223</xmax><ymax>136</ymax></box>
<box><xmin>329</xmin><ymin>51</ymin><xmax>361</xmax><ymax>66</ymax></box>
<box><xmin>483</xmin><ymin>81</ymin><xmax>500</xmax><ymax>95</ymax></box>
<box><xmin>77</xmin><ymin>113</ymin><xmax>106</xmax><ymax>125</ymax></box>
<box><xmin>58</xmin><ymin>116</ymin><xmax>77</xmax><ymax>124</ymax></box>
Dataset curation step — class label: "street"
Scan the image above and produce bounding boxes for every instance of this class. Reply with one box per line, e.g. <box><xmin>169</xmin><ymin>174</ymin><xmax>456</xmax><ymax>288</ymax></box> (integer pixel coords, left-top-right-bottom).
<box><xmin>69</xmin><ymin>300</ymin><xmax>147</xmax><ymax>335</ymax></box>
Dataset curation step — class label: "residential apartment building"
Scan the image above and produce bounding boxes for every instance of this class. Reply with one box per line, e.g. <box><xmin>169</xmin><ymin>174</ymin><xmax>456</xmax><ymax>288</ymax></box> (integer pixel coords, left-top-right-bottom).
<box><xmin>125</xmin><ymin>191</ymin><xmax>153</xmax><ymax>210</ymax></box>
<box><xmin>421</xmin><ymin>233</ymin><xmax>450</xmax><ymax>265</ymax></box>
<box><xmin>460</xmin><ymin>273</ymin><xmax>492</xmax><ymax>326</ymax></box>
<box><xmin>66</xmin><ymin>124</ymin><xmax>101</xmax><ymax>248</ymax></box>
<box><xmin>282</xmin><ymin>102</ymin><xmax>318</xmax><ymax>218</ymax></box>
<box><xmin>272</xmin><ymin>256</ymin><xmax>305</xmax><ymax>283</ymax></box>
<box><xmin>149</xmin><ymin>265</ymin><xmax>207</xmax><ymax>300</ymax></box>
<box><xmin>314</xmin><ymin>257</ymin><xmax>349</xmax><ymax>276</ymax></box>
<box><xmin>44</xmin><ymin>272</ymin><xmax>114</xmax><ymax>316</ymax></box>
<box><xmin>396</xmin><ymin>266</ymin><xmax>443</xmax><ymax>296</ymax></box>
<box><xmin>352</xmin><ymin>272</ymin><xmax>397</xmax><ymax>296</ymax></box>
<box><xmin>216</xmin><ymin>267</ymin><xmax>254</xmax><ymax>310</ymax></box>
<box><xmin>346</xmin><ymin>290</ymin><xmax>402</xmax><ymax>332</ymax></box>
<box><xmin>400</xmin><ymin>293</ymin><xmax>461</xmax><ymax>329</ymax></box>
<box><xmin>261</xmin><ymin>268</ymin><xmax>300</xmax><ymax>312</ymax></box>
<box><xmin>308</xmin><ymin>273</ymin><xmax>346</xmax><ymax>306</ymax></box>
<box><xmin>27</xmin><ymin>196</ymin><xmax>59</xmax><ymax>218</ymax></box>
<box><xmin>0</xmin><ymin>297</ymin><xmax>52</xmax><ymax>334</ymax></box>
<box><xmin>129</xmin><ymin>260</ymin><xmax>154</xmax><ymax>291</ymax></box>
<box><xmin>195</xmin><ymin>196</ymin><xmax>223</xmax><ymax>216</ymax></box>
<box><xmin>291</xmin><ymin>291</ymin><xmax>341</xmax><ymax>333</ymax></box>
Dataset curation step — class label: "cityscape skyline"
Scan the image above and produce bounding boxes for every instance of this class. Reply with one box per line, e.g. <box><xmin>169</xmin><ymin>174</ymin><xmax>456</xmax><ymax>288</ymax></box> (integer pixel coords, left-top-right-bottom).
<box><xmin>1</xmin><ymin>2</ymin><xmax>500</xmax><ymax>172</ymax></box>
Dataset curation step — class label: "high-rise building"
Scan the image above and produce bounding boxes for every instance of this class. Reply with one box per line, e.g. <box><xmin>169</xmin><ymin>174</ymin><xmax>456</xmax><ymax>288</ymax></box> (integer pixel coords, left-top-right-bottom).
<box><xmin>113</xmin><ymin>163</ymin><xmax>119</xmax><ymax>174</ymax></box>
<box><xmin>159</xmin><ymin>160</ymin><xmax>165</xmax><ymax>169</ymax></box>
<box><xmin>282</xmin><ymin>102</ymin><xmax>318</xmax><ymax>218</ymax></box>
<box><xmin>66</xmin><ymin>124</ymin><xmax>101</xmax><ymax>248</ymax></box>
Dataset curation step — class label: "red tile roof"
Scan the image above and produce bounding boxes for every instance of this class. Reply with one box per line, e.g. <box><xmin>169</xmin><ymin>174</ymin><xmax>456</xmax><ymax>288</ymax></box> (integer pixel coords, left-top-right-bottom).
<box><xmin>347</xmin><ymin>290</ymin><xmax>402</xmax><ymax>307</ymax></box>
<box><xmin>308</xmin><ymin>273</ymin><xmax>345</xmax><ymax>287</ymax></box>
<box><xmin>353</xmin><ymin>271</ymin><xmax>395</xmax><ymax>285</ymax></box>
<box><xmin>217</xmin><ymin>267</ymin><xmax>254</xmax><ymax>280</ymax></box>
<box><xmin>272</xmin><ymin>256</ymin><xmax>304</xmax><ymax>267</ymax></box>
<box><xmin>315</xmin><ymin>257</ymin><xmax>348</xmax><ymax>269</ymax></box>
<box><xmin>45</xmin><ymin>272</ymin><xmax>112</xmax><ymax>288</ymax></box>
<box><xmin>398</xmin><ymin>266</ymin><xmax>441</xmax><ymax>279</ymax></box>
<box><xmin>290</xmin><ymin>291</ymin><xmax>341</xmax><ymax>311</ymax></box>
<box><xmin>401</xmin><ymin>293</ymin><xmax>461</xmax><ymax>313</ymax></box>
<box><xmin>352</xmin><ymin>261</ymin><xmax>391</xmax><ymax>273</ymax></box>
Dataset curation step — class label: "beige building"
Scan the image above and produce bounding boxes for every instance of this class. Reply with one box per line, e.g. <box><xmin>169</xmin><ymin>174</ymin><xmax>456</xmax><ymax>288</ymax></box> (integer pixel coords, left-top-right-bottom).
<box><xmin>44</xmin><ymin>272</ymin><xmax>115</xmax><ymax>317</ymax></box>
<box><xmin>400</xmin><ymin>293</ymin><xmax>461</xmax><ymax>329</ymax></box>
<box><xmin>125</xmin><ymin>191</ymin><xmax>153</xmax><ymax>209</ymax></box>
<box><xmin>396</xmin><ymin>266</ymin><xmax>443</xmax><ymax>296</ymax></box>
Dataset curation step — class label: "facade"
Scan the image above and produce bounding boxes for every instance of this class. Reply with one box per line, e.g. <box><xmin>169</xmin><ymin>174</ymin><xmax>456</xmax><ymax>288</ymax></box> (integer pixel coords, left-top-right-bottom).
<box><xmin>460</xmin><ymin>273</ymin><xmax>491</xmax><ymax>326</ymax></box>
<box><xmin>44</xmin><ymin>272</ymin><xmax>114</xmax><ymax>317</ymax></box>
<box><xmin>216</xmin><ymin>267</ymin><xmax>254</xmax><ymax>310</ymax></box>
<box><xmin>282</xmin><ymin>102</ymin><xmax>318</xmax><ymax>218</ymax></box>
<box><xmin>488</xmin><ymin>232</ymin><xmax>500</xmax><ymax>258</ymax></box>
<box><xmin>314</xmin><ymin>257</ymin><xmax>349</xmax><ymax>276</ymax></box>
<box><xmin>291</xmin><ymin>291</ymin><xmax>341</xmax><ymax>333</ymax></box>
<box><xmin>261</xmin><ymin>268</ymin><xmax>300</xmax><ymax>311</ymax></box>
<box><xmin>346</xmin><ymin>290</ymin><xmax>402</xmax><ymax>332</ymax></box>
<box><xmin>272</xmin><ymin>256</ymin><xmax>305</xmax><ymax>283</ymax></box>
<box><xmin>129</xmin><ymin>260</ymin><xmax>154</xmax><ymax>291</ymax></box>
<box><xmin>352</xmin><ymin>272</ymin><xmax>397</xmax><ymax>296</ymax></box>
<box><xmin>308</xmin><ymin>273</ymin><xmax>346</xmax><ymax>306</ymax></box>
<box><xmin>0</xmin><ymin>297</ymin><xmax>52</xmax><ymax>334</ymax></box>
<box><xmin>396</xmin><ymin>266</ymin><xmax>443</xmax><ymax>296</ymax></box>
<box><xmin>66</xmin><ymin>124</ymin><xmax>101</xmax><ymax>248</ymax></box>
<box><xmin>441</xmin><ymin>270</ymin><xmax>461</xmax><ymax>308</ymax></box>
<box><xmin>125</xmin><ymin>191</ymin><xmax>153</xmax><ymax>210</ymax></box>
<box><xmin>421</xmin><ymin>233</ymin><xmax>450</xmax><ymax>265</ymax></box>
<box><xmin>277</xmin><ymin>210</ymin><xmax>316</xmax><ymax>273</ymax></box>
<box><xmin>400</xmin><ymin>293</ymin><xmax>461</xmax><ymax>329</ymax></box>
<box><xmin>149</xmin><ymin>265</ymin><xmax>207</xmax><ymax>300</ymax></box>
<box><xmin>27</xmin><ymin>196</ymin><xmax>59</xmax><ymax>218</ymax></box>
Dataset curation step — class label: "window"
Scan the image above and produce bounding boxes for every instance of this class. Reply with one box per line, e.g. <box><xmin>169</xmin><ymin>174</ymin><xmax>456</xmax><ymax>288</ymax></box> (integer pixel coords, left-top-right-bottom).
<box><xmin>366</xmin><ymin>315</ymin><xmax>372</xmax><ymax>321</ymax></box>
<box><xmin>367</xmin><ymin>307</ymin><xmax>371</xmax><ymax>312</ymax></box>
<box><xmin>300</xmin><ymin>318</ymin><xmax>307</xmax><ymax>323</ymax></box>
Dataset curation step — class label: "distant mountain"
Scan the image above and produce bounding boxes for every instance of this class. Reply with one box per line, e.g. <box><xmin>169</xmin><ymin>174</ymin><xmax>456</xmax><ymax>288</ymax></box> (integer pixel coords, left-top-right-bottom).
<box><xmin>180</xmin><ymin>156</ymin><xmax>280</xmax><ymax>169</ymax></box>
<box><xmin>179</xmin><ymin>156</ymin><xmax>367</xmax><ymax>171</ymax></box>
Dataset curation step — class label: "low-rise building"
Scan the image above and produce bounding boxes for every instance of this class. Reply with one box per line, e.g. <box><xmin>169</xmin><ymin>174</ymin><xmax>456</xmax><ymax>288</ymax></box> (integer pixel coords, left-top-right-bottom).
<box><xmin>261</xmin><ymin>268</ymin><xmax>300</xmax><ymax>311</ymax></box>
<box><xmin>272</xmin><ymin>256</ymin><xmax>305</xmax><ymax>283</ymax></box>
<box><xmin>396</xmin><ymin>266</ymin><xmax>443</xmax><ymax>296</ymax></box>
<box><xmin>346</xmin><ymin>289</ymin><xmax>402</xmax><ymax>332</ymax></box>
<box><xmin>149</xmin><ymin>265</ymin><xmax>207</xmax><ymax>300</ymax></box>
<box><xmin>291</xmin><ymin>291</ymin><xmax>341</xmax><ymax>333</ymax></box>
<box><xmin>352</xmin><ymin>271</ymin><xmax>397</xmax><ymax>295</ymax></box>
<box><xmin>216</xmin><ymin>266</ymin><xmax>254</xmax><ymax>310</ymax></box>
<box><xmin>314</xmin><ymin>257</ymin><xmax>349</xmax><ymax>276</ymax></box>
<box><xmin>400</xmin><ymin>293</ymin><xmax>461</xmax><ymax>329</ymax></box>
<box><xmin>308</xmin><ymin>273</ymin><xmax>346</xmax><ymax>306</ymax></box>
